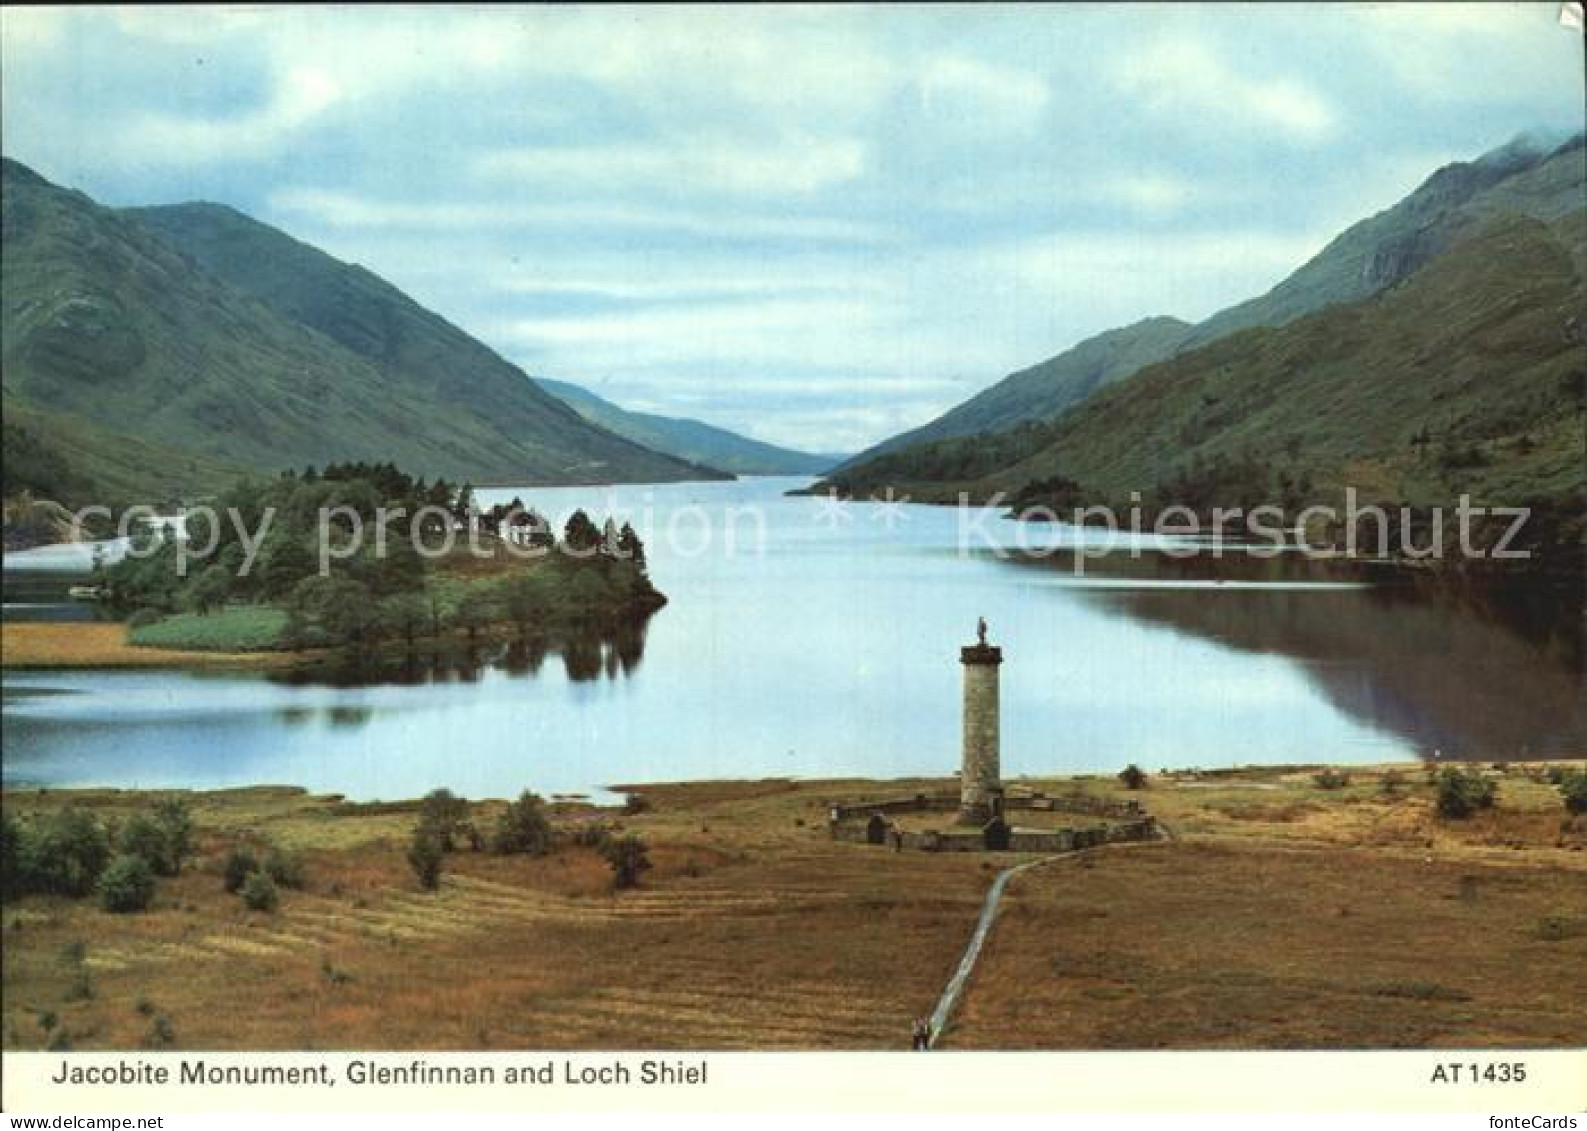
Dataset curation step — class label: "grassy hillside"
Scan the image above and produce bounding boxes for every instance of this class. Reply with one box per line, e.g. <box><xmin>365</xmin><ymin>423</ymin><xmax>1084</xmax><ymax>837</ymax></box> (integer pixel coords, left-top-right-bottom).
<box><xmin>993</xmin><ymin>212</ymin><xmax>1584</xmax><ymax>506</ymax></box>
<box><xmin>2</xmin><ymin>407</ymin><xmax>245</xmax><ymax>510</ymax></box>
<box><xmin>0</xmin><ymin>158</ymin><xmax>720</xmax><ymax>511</ymax></box>
<box><xmin>129</xmin><ymin>201</ymin><xmax>727</xmax><ymax>486</ymax></box>
<box><xmin>842</xmin><ymin>132</ymin><xmax>1585</xmax><ymax>467</ymax></box>
<box><xmin>822</xmin><ymin>213</ymin><xmax>1586</xmax><ymax>531</ymax></box>
<box><xmin>539</xmin><ymin>377</ymin><xmax>842</xmax><ymax>476</ymax></box>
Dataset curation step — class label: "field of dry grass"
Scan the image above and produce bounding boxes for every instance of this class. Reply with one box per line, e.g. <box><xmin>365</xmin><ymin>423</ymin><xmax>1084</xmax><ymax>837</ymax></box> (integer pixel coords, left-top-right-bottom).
<box><xmin>0</xmin><ymin>622</ymin><xmax>293</xmax><ymax>669</ymax></box>
<box><xmin>3</xmin><ymin>764</ymin><xmax>1584</xmax><ymax>1051</ymax></box>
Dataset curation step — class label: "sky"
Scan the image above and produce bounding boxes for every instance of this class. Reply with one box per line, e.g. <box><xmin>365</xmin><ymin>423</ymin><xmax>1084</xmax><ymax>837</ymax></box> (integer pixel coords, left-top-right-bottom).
<box><xmin>2</xmin><ymin>4</ymin><xmax>1582</xmax><ymax>453</ymax></box>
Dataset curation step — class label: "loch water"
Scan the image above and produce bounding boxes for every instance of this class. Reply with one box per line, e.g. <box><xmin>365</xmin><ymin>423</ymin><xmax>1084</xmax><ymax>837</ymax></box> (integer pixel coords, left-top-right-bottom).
<box><xmin>3</xmin><ymin>477</ymin><xmax>1582</xmax><ymax>800</ymax></box>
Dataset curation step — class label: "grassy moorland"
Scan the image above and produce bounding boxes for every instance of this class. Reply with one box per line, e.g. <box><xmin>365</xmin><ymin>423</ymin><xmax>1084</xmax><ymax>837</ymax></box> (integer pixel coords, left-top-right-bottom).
<box><xmin>2</xmin><ymin>763</ymin><xmax>1582</xmax><ymax>1051</ymax></box>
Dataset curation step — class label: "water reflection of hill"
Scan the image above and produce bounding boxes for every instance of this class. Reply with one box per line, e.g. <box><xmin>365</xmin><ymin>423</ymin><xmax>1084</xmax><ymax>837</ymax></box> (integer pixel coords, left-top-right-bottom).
<box><xmin>268</xmin><ymin>622</ymin><xmax>649</xmax><ymax>694</ymax></box>
<box><xmin>1014</xmin><ymin>551</ymin><xmax>1586</xmax><ymax>759</ymax></box>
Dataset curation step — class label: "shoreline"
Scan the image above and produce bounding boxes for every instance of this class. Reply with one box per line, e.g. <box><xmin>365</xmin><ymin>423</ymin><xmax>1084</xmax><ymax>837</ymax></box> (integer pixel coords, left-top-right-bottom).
<box><xmin>9</xmin><ymin>759</ymin><xmax>1584</xmax><ymax>807</ymax></box>
<box><xmin>1</xmin><ymin>597</ymin><xmax>663</xmax><ymax>672</ymax></box>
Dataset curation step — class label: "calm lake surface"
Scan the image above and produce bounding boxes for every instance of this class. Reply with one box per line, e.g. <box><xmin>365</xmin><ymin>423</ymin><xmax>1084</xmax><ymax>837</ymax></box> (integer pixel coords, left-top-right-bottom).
<box><xmin>3</xmin><ymin>476</ymin><xmax>1583</xmax><ymax>800</ymax></box>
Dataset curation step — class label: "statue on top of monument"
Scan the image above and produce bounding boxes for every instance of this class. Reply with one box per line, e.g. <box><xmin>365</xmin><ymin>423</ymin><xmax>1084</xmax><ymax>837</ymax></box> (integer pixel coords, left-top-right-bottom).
<box><xmin>977</xmin><ymin>617</ymin><xmax>988</xmax><ymax>647</ymax></box>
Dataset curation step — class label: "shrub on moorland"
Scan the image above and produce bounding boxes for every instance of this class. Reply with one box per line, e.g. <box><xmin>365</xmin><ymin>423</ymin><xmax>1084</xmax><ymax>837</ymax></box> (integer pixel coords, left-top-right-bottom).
<box><xmin>97</xmin><ymin>854</ymin><xmax>156</xmax><ymax>914</ymax></box>
<box><xmin>240</xmin><ymin>871</ymin><xmax>279</xmax><ymax>913</ymax></box>
<box><xmin>222</xmin><ymin>847</ymin><xmax>258</xmax><ymax>894</ymax></box>
<box><xmin>407</xmin><ymin>826</ymin><xmax>444</xmax><ymax>891</ymax></box>
<box><xmin>601</xmin><ymin>834</ymin><xmax>651</xmax><ymax>890</ymax></box>
<box><xmin>1435</xmin><ymin>767</ymin><xmax>1496</xmax><ymax>819</ymax></box>
<box><xmin>491</xmin><ymin>791</ymin><xmax>553</xmax><ymax>856</ymax></box>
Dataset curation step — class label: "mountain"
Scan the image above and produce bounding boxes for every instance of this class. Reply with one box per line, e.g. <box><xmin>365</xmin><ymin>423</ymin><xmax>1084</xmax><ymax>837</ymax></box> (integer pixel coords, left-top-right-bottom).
<box><xmin>822</xmin><ymin>210</ymin><xmax>1585</xmax><ymax>520</ymax></box>
<box><xmin>538</xmin><ymin>378</ymin><xmax>844</xmax><ymax>476</ymax></box>
<box><xmin>842</xmin><ymin>316</ymin><xmax>1193</xmax><ymax>465</ymax></box>
<box><xmin>1180</xmin><ymin>130</ymin><xmax>1586</xmax><ymax>351</ymax></box>
<box><xmin>842</xmin><ymin>132</ymin><xmax>1585</xmax><ymax>468</ymax></box>
<box><xmin>990</xmin><ymin>211</ymin><xmax>1585</xmax><ymax>505</ymax></box>
<box><xmin>1</xmin><ymin>158</ymin><xmax>722</xmax><ymax>508</ymax></box>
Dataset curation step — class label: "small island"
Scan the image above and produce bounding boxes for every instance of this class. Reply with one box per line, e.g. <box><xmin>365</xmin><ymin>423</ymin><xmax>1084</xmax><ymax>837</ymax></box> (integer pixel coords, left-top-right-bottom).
<box><xmin>3</xmin><ymin>462</ymin><xmax>664</xmax><ymax>670</ymax></box>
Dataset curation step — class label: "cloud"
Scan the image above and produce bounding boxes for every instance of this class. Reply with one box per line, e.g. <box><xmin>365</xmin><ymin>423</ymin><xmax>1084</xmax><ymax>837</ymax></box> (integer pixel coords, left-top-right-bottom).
<box><xmin>1113</xmin><ymin>38</ymin><xmax>1338</xmax><ymax>141</ymax></box>
<box><xmin>4</xmin><ymin>6</ymin><xmax>1580</xmax><ymax>452</ymax></box>
<box><xmin>1347</xmin><ymin>2</ymin><xmax>1580</xmax><ymax>106</ymax></box>
<box><xmin>461</xmin><ymin>221</ymin><xmax>1326</xmax><ymax>403</ymax></box>
<box><xmin>914</xmin><ymin>55</ymin><xmax>1050</xmax><ymax>135</ymax></box>
<box><xmin>1110</xmin><ymin>174</ymin><xmax>1192</xmax><ymax>217</ymax></box>
<box><xmin>268</xmin><ymin>187</ymin><xmax>890</xmax><ymax>243</ymax></box>
<box><xmin>489</xmin><ymin>294</ymin><xmax>901</xmax><ymax>369</ymax></box>
<box><xmin>491</xmin><ymin>269</ymin><xmax>891</xmax><ymax>307</ymax></box>
<box><xmin>122</xmin><ymin>66</ymin><xmax>343</xmax><ymax>163</ymax></box>
<box><xmin>0</xmin><ymin>7</ymin><xmax>67</xmax><ymax>51</ymax></box>
<box><xmin>474</xmin><ymin>136</ymin><xmax>868</xmax><ymax>197</ymax></box>
<box><xmin>998</xmin><ymin>228</ymin><xmax>1328</xmax><ymax>301</ymax></box>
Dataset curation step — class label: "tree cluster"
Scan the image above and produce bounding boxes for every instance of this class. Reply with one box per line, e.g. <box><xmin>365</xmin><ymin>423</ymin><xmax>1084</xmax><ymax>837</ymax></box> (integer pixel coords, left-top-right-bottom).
<box><xmin>104</xmin><ymin>465</ymin><xmax>446</xmax><ymax>614</ymax></box>
<box><xmin>221</xmin><ymin>842</ymin><xmax>305</xmax><ymax>913</ymax></box>
<box><xmin>103</xmin><ymin>459</ymin><xmax>658</xmax><ymax>655</ymax></box>
<box><xmin>402</xmin><ymin>786</ymin><xmax>649</xmax><ymax>892</ymax></box>
<box><xmin>2</xmin><ymin>800</ymin><xmax>193</xmax><ymax>914</ymax></box>
<box><xmin>406</xmin><ymin>788</ymin><xmax>556</xmax><ymax>891</ymax></box>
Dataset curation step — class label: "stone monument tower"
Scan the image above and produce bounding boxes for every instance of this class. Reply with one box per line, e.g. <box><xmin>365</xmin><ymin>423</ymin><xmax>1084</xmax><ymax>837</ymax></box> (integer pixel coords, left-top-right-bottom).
<box><xmin>959</xmin><ymin>617</ymin><xmax>1003</xmax><ymax>824</ymax></box>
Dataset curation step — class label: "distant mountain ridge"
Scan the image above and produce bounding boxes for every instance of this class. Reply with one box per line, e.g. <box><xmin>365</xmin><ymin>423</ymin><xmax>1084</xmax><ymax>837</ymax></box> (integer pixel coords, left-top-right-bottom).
<box><xmin>992</xmin><ymin>210</ymin><xmax>1585</xmax><ymax>504</ymax></box>
<box><xmin>823</xmin><ymin>210</ymin><xmax>1586</xmax><ymax>522</ymax></box>
<box><xmin>845</xmin><ymin>316</ymin><xmax>1194</xmax><ymax>465</ymax></box>
<box><xmin>841</xmin><ymin>131</ymin><xmax>1586</xmax><ymax>469</ymax></box>
<box><xmin>1</xmin><ymin>158</ymin><xmax>723</xmax><ymax>507</ymax></box>
<box><xmin>538</xmin><ymin>378</ymin><xmax>844</xmax><ymax>477</ymax></box>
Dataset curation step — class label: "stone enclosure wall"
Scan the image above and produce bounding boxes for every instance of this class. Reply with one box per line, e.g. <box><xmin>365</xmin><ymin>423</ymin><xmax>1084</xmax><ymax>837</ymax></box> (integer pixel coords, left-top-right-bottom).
<box><xmin>828</xmin><ymin>790</ymin><xmax>1146</xmax><ymax>823</ymax></box>
<box><xmin>829</xmin><ymin>816</ymin><xmax>1159</xmax><ymax>853</ymax></box>
<box><xmin>828</xmin><ymin>789</ymin><xmax>1159</xmax><ymax>854</ymax></box>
